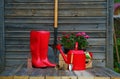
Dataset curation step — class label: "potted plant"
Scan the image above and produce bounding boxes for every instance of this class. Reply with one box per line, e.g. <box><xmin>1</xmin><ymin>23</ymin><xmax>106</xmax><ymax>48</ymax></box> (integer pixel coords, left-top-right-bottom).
<box><xmin>58</xmin><ymin>32</ymin><xmax>90</xmax><ymax>53</ymax></box>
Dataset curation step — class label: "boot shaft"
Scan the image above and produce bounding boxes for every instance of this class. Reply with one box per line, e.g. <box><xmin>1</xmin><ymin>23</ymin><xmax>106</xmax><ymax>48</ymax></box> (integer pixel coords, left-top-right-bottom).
<box><xmin>30</xmin><ymin>30</ymin><xmax>56</xmax><ymax>67</ymax></box>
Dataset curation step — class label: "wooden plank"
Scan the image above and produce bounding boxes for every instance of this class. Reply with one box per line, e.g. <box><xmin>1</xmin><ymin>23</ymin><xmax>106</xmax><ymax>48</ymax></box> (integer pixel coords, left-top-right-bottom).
<box><xmin>14</xmin><ymin>76</ymin><xmax>29</xmax><ymax>79</ymax></box>
<box><xmin>11</xmin><ymin>62</ymin><xmax>25</xmax><ymax>75</ymax></box>
<box><xmin>78</xmin><ymin>77</ymin><xmax>94</xmax><ymax>79</ymax></box>
<box><xmin>61</xmin><ymin>76</ymin><xmax>77</xmax><ymax>79</ymax></box>
<box><xmin>0</xmin><ymin>67</ymin><xmax>120</xmax><ymax>76</ymax></box>
<box><xmin>0</xmin><ymin>0</ymin><xmax>5</xmax><ymax>72</ymax></box>
<box><xmin>5</xmin><ymin>31</ymin><xmax>106</xmax><ymax>38</ymax></box>
<box><xmin>5</xmin><ymin>38</ymin><xmax>105</xmax><ymax>45</ymax></box>
<box><xmin>87</xmin><ymin>68</ymin><xmax>109</xmax><ymax>76</ymax></box>
<box><xmin>5</xmin><ymin>45</ymin><xmax>105</xmax><ymax>53</ymax></box>
<box><xmin>99</xmin><ymin>67</ymin><xmax>120</xmax><ymax>77</ymax></box>
<box><xmin>5</xmin><ymin>60</ymin><xmax>26</xmax><ymax>67</ymax></box>
<box><xmin>5</xmin><ymin>17</ymin><xmax>106</xmax><ymax>24</ymax></box>
<box><xmin>5</xmin><ymin>2</ymin><xmax>106</xmax><ymax>9</ymax></box>
<box><xmin>5</xmin><ymin>0</ymin><xmax>106</xmax><ymax>3</ymax></box>
<box><xmin>29</xmin><ymin>76</ymin><xmax>44</xmax><ymax>79</ymax></box>
<box><xmin>0</xmin><ymin>76</ymin><xmax>13</xmax><ymax>79</ymax></box>
<box><xmin>46</xmin><ymin>76</ymin><xmax>61</xmax><ymax>79</ymax></box>
<box><xmin>73</xmin><ymin>71</ymin><xmax>94</xmax><ymax>76</ymax></box>
<box><xmin>94</xmin><ymin>77</ymin><xmax>110</xmax><ymax>79</ymax></box>
<box><xmin>111</xmin><ymin>77</ymin><xmax>120</xmax><ymax>79</ymax></box>
<box><xmin>106</xmin><ymin>0</ymin><xmax>114</xmax><ymax>69</ymax></box>
<box><xmin>5</xmin><ymin>23</ymin><xmax>106</xmax><ymax>31</ymax></box>
<box><xmin>92</xmin><ymin>60</ymin><xmax>105</xmax><ymax>67</ymax></box>
<box><xmin>5</xmin><ymin>9</ymin><xmax>106</xmax><ymax>17</ymax></box>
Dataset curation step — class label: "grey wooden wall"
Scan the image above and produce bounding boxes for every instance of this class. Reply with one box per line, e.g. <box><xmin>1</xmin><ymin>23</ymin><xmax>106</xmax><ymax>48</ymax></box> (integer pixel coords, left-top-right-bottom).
<box><xmin>0</xmin><ymin>0</ymin><xmax>5</xmax><ymax>72</ymax></box>
<box><xmin>4</xmin><ymin>0</ymin><xmax>113</xmax><ymax>68</ymax></box>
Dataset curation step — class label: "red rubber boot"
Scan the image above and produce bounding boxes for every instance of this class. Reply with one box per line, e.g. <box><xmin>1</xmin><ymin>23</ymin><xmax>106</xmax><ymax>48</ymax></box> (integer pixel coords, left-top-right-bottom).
<box><xmin>39</xmin><ymin>31</ymin><xmax>56</xmax><ymax>67</ymax></box>
<box><xmin>30</xmin><ymin>31</ymin><xmax>47</xmax><ymax>67</ymax></box>
<box><xmin>30</xmin><ymin>30</ymin><xmax>56</xmax><ymax>68</ymax></box>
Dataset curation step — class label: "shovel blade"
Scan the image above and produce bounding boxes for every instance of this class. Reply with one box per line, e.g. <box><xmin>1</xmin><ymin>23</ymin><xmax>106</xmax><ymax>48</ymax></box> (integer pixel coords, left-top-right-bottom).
<box><xmin>69</xmin><ymin>64</ymin><xmax>73</xmax><ymax>71</ymax></box>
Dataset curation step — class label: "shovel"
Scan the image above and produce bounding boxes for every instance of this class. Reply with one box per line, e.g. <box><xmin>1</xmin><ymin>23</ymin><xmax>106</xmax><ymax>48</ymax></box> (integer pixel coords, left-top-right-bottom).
<box><xmin>69</xmin><ymin>53</ymin><xmax>73</xmax><ymax>71</ymax></box>
<box><xmin>53</xmin><ymin>0</ymin><xmax>58</xmax><ymax>62</ymax></box>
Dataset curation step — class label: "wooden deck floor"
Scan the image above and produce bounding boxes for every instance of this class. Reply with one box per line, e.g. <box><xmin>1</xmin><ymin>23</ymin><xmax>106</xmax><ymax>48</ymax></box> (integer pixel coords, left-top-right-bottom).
<box><xmin>0</xmin><ymin>63</ymin><xmax>120</xmax><ymax>79</ymax></box>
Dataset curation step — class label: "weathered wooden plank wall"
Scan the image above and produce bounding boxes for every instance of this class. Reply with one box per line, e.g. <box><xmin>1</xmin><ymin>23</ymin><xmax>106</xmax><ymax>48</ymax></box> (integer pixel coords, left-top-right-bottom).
<box><xmin>106</xmin><ymin>0</ymin><xmax>114</xmax><ymax>69</ymax></box>
<box><xmin>4</xmin><ymin>0</ymin><xmax>113</xmax><ymax>68</ymax></box>
<box><xmin>0</xmin><ymin>0</ymin><xmax>5</xmax><ymax>72</ymax></box>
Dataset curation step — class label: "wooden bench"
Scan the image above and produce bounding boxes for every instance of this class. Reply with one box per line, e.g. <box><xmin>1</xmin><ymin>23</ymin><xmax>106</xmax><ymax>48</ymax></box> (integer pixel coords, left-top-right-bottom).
<box><xmin>0</xmin><ymin>62</ymin><xmax>120</xmax><ymax>79</ymax></box>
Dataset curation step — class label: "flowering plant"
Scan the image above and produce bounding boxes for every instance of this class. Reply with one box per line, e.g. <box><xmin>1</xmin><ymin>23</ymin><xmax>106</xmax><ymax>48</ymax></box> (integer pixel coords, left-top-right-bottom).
<box><xmin>58</xmin><ymin>32</ymin><xmax>90</xmax><ymax>50</ymax></box>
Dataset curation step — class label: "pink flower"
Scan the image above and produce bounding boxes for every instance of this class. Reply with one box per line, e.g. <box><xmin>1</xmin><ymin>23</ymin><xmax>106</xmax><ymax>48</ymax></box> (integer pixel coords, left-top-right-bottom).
<box><xmin>84</xmin><ymin>35</ymin><xmax>90</xmax><ymax>39</ymax></box>
<box><xmin>81</xmin><ymin>32</ymin><xmax>86</xmax><ymax>36</ymax></box>
<box><xmin>76</xmin><ymin>32</ymin><xmax>82</xmax><ymax>37</ymax></box>
<box><xmin>64</xmin><ymin>35</ymin><xmax>69</xmax><ymax>38</ymax></box>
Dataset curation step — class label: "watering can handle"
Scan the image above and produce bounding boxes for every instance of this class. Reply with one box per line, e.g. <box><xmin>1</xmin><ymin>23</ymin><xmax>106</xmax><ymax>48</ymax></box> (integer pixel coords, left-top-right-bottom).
<box><xmin>75</xmin><ymin>42</ymin><xmax>78</xmax><ymax>50</ymax></box>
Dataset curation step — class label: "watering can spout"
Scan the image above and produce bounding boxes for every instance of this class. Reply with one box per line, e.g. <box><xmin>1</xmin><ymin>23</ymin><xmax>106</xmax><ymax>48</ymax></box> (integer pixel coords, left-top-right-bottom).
<box><xmin>56</xmin><ymin>44</ymin><xmax>68</xmax><ymax>63</ymax></box>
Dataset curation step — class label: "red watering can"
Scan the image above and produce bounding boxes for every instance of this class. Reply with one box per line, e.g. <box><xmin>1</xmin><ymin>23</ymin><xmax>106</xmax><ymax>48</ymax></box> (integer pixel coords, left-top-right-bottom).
<box><xmin>56</xmin><ymin>42</ymin><xmax>86</xmax><ymax>70</ymax></box>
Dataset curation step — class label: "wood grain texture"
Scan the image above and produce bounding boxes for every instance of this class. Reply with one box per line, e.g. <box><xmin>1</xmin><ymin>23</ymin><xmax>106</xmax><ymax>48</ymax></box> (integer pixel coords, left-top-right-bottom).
<box><xmin>0</xmin><ymin>0</ymin><xmax>5</xmax><ymax>72</ymax></box>
<box><xmin>0</xmin><ymin>76</ymin><xmax>13</xmax><ymax>79</ymax></box>
<box><xmin>4</xmin><ymin>0</ymin><xmax>113</xmax><ymax>68</ymax></box>
<box><xmin>106</xmin><ymin>0</ymin><xmax>114</xmax><ymax>69</ymax></box>
<box><xmin>14</xmin><ymin>76</ymin><xmax>29</xmax><ymax>79</ymax></box>
<box><xmin>111</xmin><ymin>77</ymin><xmax>120</xmax><ymax>79</ymax></box>
<box><xmin>0</xmin><ymin>66</ymin><xmax>120</xmax><ymax>77</ymax></box>
<box><xmin>94</xmin><ymin>77</ymin><xmax>110</xmax><ymax>79</ymax></box>
<box><xmin>5</xmin><ymin>0</ymin><xmax>106</xmax><ymax>3</ymax></box>
<box><xmin>29</xmin><ymin>76</ymin><xmax>44</xmax><ymax>79</ymax></box>
<box><xmin>61</xmin><ymin>76</ymin><xmax>77</xmax><ymax>79</ymax></box>
<box><xmin>78</xmin><ymin>77</ymin><xmax>94</xmax><ymax>79</ymax></box>
<box><xmin>46</xmin><ymin>76</ymin><xmax>60</xmax><ymax>79</ymax></box>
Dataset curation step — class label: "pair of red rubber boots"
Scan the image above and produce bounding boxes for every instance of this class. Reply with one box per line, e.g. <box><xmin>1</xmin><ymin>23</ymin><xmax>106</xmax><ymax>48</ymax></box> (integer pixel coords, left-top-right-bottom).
<box><xmin>30</xmin><ymin>30</ymin><xmax>56</xmax><ymax>68</ymax></box>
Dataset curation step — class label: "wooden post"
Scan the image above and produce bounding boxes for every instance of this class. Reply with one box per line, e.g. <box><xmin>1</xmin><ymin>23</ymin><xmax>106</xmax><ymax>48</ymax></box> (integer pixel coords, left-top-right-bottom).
<box><xmin>0</xmin><ymin>0</ymin><xmax>5</xmax><ymax>72</ymax></box>
<box><xmin>106</xmin><ymin>0</ymin><xmax>114</xmax><ymax>69</ymax></box>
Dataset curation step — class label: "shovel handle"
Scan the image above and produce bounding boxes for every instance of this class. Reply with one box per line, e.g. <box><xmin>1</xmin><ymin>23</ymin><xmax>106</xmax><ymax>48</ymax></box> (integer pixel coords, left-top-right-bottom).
<box><xmin>75</xmin><ymin>42</ymin><xmax>78</xmax><ymax>50</ymax></box>
<box><xmin>71</xmin><ymin>53</ymin><xmax>73</xmax><ymax>64</ymax></box>
<box><xmin>54</xmin><ymin>0</ymin><xmax>58</xmax><ymax>28</ymax></box>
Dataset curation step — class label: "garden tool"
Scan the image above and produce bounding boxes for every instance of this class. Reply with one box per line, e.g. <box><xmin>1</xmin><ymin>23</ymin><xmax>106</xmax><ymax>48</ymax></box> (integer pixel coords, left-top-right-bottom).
<box><xmin>56</xmin><ymin>42</ymin><xmax>86</xmax><ymax>70</ymax></box>
<box><xmin>30</xmin><ymin>30</ymin><xmax>56</xmax><ymax>68</ymax></box>
<box><xmin>69</xmin><ymin>52</ymin><xmax>73</xmax><ymax>71</ymax></box>
<box><xmin>53</xmin><ymin>0</ymin><xmax>58</xmax><ymax>62</ymax></box>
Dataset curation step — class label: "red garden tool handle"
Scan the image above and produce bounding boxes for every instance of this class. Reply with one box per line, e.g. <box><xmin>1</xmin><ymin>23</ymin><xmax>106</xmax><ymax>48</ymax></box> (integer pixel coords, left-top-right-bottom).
<box><xmin>75</xmin><ymin>42</ymin><xmax>78</xmax><ymax>50</ymax></box>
